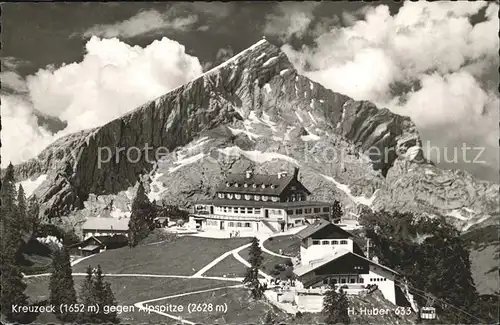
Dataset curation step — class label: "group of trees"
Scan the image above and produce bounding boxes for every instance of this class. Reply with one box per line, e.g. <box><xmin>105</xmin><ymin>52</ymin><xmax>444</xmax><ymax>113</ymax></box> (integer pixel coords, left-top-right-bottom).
<box><xmin>359</xmin><ymin>209</ymin><xmax>481</xmax><ymax>324</ymax></box>
<box><xmin>323</xmin><ymin>288</ymin><xmax>350</xmax><ymax>324</ymax></box>
<box><xmin>0</xmin><ymin>163</ymin><xmax>41</xmax><ymax>322</ymax></box>
<box><xmin>128</xmin><ymin>181</ymin><xmax>189</xmax><ymax>247</ymax></box>
<box><xmin>77</xmin><ymin>265</ymin><xmax>119</xmax><ymax>323</ymax></box>
<box><xmin>49</xmin><ymin>251</ymin><xmax>119</xmax><ymax>324</ymax></box>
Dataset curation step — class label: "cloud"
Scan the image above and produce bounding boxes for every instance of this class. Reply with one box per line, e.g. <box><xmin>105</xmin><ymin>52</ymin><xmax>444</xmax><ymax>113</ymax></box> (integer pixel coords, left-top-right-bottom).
<box><xmin>1</xmin><ymin>36</ymin><xmax>203</xmax><ymax>167</ymax></box>
<box><xmin>284</xmin><ymin>1</ymin><xmax>499</xmax><ymax>180</ymax></box>
<box><xmin>82</xmin><ymin>9</ymin><xmax>199</xmax><ymax>39</ymax></box>
<box><xmin>264</xmin><ymin>3</ymin><xmax>320</xmax><ymax>41</ymax></box>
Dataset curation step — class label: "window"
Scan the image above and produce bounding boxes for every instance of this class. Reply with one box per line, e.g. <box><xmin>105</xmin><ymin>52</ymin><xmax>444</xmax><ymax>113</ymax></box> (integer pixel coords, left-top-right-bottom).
<box><xmin>271</xmin><ymin>196</ymin><xmax>279</xmax><ymax>202</ymax></box>
<box><xmin>235</xmin><ymin>194</ymin><xmax>241</xmax><ymax>199</ymax></box>
<box><xmin>252</xmin><ymin>184</ymin><xmax>257</xmax><ymax>188</ymax></box>
<box><xmin>296</xmin><ymin>209</ymin><xmax>303</xmax><ymax>215</ymax></box>
<box><xmin>262</xmin><ymin>196</ymin><xmax>268</xmax><ymax>201</ymax></box>
<box><xmin>340</xmin><ymin>240</ymin><xmax>348</xmax><ymax>245</ymax></box>
<box><xmin>295</xmin><ymin>219</ymin><xmax>302</xmax><ymax>224</ymax></box>
<box><xmin>323</xmin><ymin>279</ymin><xmax>328</xmax><ymax>284</ymax></box>
<box><xmin>255</xmin><ymin>208</ymin><xmax>261</xmax><ymax>214</ymax></box>
<box><xmin>245</xmin><ymin>195</ymin><xmax>251</xmax><ymax>200</ymax></box>
<box><xmin>305</xmin><ymin>208</ymin><xmax>311</xmax><ymax>214</ymax></box>
<box><xmin>287</xmin><ymin>210</ymin><xmax>294</xmax><ymax>215</ymax></box>
<box><xmin>358</xmin><ymin>278</ymin><xmax>364</xmax><ymax>283</ymax></box>
<box><xmin>218</xmin><ymin>193</ymin><xmax>224</xmax><ymax>198</ymax></box>
<box><xmin>350</xmin><ymin>278</ymin><xmax>356</xmax><ymax>284</ymax></box>
<box><xmin>254</xmin><ymin>195</ymin><xmax>261</xmax><ymax>201</ymax></box>
<box><xmin>270</xmin><ymin>185</ymin><xmax>276</xmax><ymax>189</ymax></box>
<box><xmin>240</xmin><ymin>207</ymin><xmax>245</xmax><ymax>214</ymax></box>
<box><xmin>234</xmin><ymin>183</ymin><xmax>239</xmax><ymax>187</ymax></box>
<box><xmin>223</xmin><ymin>207</ymin><xmax>228</xmax><ymax>213</ymax></box>
<box><xmin>354</xmin><ymin>266</ymin><xmax>362</xmax><ymax>270</ymax></box>
<box><xmin>332</xmin><ymin>240</ymin><xmax>339</xmax><ymax>245</ymax></box>
<box><xmin>261</xmin><ymin>184</ymin><xmax>266</xmax><ymax>188</ymax></box>
<box><xmin>237</xmin><ymin>222</ymin><xmax>242</xmax><ymax>227</ymax></box>
<box><xmin>340</xmin><ymin>278</ymin><xmax>347</xmax><ymax>284</ymax></box>
<box><xmin>227</xmin><ymin>193</ymin><xmax>234</xmax><ymax>199</ymax></box>
<box><xmin>314</xmin><ymin>208</ymin><xmax>321</xmax><ymax>213</ymax></box>
<box><xmin>323</xmin><ymin>207</ymin><xmax>330</xmax><ymax>212</ymax></box>
<box><xmin>312</xmin><ymin>240</ymin><xmax>320</xmax><ymax>245</ymax></box>
<box><xmin>276</xmin><ymin>210</ymin><xmax>282</xmax><ymax>215</ymax></box>
<box><xmin>247</xmin><ymin>207</ymin><xmax>253</xmax><ymax>213</ymax></box>
<box><xmin>332</xmin><ymin>279</ymin><xmax>338</xmax><ymax>284</ymax></box>
<box><xmin>226</xmin><ymin>182</ymin><xmax>230</xmax><ymax>187</ymax></box>
<box><xmin>229</xmin><ymin>222</ymin><xmax>234</xmax><ymax>227</ymax></box>
<box><xmin>322</xmin><ymin>240</ymin><xmax>329</xmax><ymax>245</ymax></box>
<box><xmin>244</xmin><ymin>183</ymin><xmax>248</xmax><ymax>187</ymax></box>
<box><xmin>244</xmin><ymin>222</ymin><xmax>251</xmax><ymax>228</ymax></box>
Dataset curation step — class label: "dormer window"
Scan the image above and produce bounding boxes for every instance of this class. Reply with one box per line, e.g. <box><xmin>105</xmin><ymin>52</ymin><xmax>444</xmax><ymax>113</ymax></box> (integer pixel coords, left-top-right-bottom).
<box><xmin>252</xmin><ymin>184</ymin><xmax>257</xmax><ymax>188</ymax></box>
<box><xmin>270</xmin><ymin>185</ymin><xmax>276</xmax><ymax>189</ymax></box>
<box><xmin>261</xmin><ymin>184</ymin><xmax>266</xmax><ymax>189</ymax></box>
<box><xmin>244</xmin><ymin>183</ymin><xmax>248</xmax><ymax>188</ymax></box>
<box><xmin>234</xmin><ymin>183</ymin><xmax>239</xmax><ymax>187</ymax></box>
<box><xmin>226</xmin><ymin>182</ymin><xmax>230</xmax><ymax>187</ymax></box>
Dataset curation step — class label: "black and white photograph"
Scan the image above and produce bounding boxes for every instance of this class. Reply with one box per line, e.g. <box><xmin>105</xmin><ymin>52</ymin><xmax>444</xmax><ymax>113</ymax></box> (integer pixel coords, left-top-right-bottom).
<box><xmin>0</xmin><ymin>1</ymin><xmax>498</xmax><ymax>324</ymax></box>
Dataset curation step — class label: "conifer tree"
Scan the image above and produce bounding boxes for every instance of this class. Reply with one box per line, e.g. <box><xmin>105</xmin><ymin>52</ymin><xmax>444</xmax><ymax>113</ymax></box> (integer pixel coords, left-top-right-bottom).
<box><xmin>323</xmin><ymin>288</ymin><xmax>350</xmax><ymax>325</ymax></box>
<box><xmin>0</xmin><ymin>264</ymin><xmax>28</xmax><ymax>322</ymax></box>
<box><xmin>77</xmin><ymin>265</ymin><xmax>96</xmax><ymax>323</ymax></box>
<box><xmin>17</xmin><ymin>184</ymin><xmax>28</xmax><ymax>232</ymax></box>
<box><xmin>248</xmin><ymin>237</ymin><xmax>263</xmax><ymax>268</ymax></box>
<box><xmin>49</xmin><ymin>247</ymin><xmax>77</xmax><ymax>322</ymax></box>
<box><xmin>27</xmin><ymin>195</ymin><xmax>41</xmax><ymax>236</ymax></box>
<box><xmin>0</xmin><ymin>162</ymin><xmax>17</xmax><ymax>221</ymax></box>
<box><xmin>331</xmin><ymin>200</ymin><xmax>343</xmax><ymax>223</ymax></box>
<box><xmin>243</xmin><ymin>237</ymin><xmax>265</xmax><ymax>299</ymax></box>
<box><xmin>93</xmin><ymin>265</ymin><xmax>119</xmax><ymax>323</ymax></box>
<box><xmin>128</xmin><ymin>182</ymin><xmax>153</xmax><ymax>246</ymax></box>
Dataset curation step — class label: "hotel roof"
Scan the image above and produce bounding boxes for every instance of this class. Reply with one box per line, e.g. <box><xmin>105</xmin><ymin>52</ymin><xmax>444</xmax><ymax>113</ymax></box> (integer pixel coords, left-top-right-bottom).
<box><xmin>295</xmin><ymin>219</ymin><xmax>353</xmax><ymax>239</ymax></box>
<box><xmin>194</xmin><ymin>198</ymin><xmax>333</xmax><ymax>209</ymax></box>
<box><xmin>293</xmin><ymin>249</ymin><xmax>399</xmax><ymax>277</ymax></box>
<box><xmin>82</xmin><ymin>217</ymin><xmax>130</xmax><ymax>231</ymax></box>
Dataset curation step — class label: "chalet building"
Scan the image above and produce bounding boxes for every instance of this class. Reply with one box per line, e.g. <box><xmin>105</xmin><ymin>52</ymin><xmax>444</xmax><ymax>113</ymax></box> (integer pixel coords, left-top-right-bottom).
<box><xmin>68</xmin><ymin>235</ymin><xmax>128</xmax><ymax>256</ymax></box>
<box><xmin>291</xmin><ymin>219</ymin><xmax>398</xmax><ymax>309</ymax></box>
<box><xmin>81</xmin><ymin>217</ymin><xmax>130</xmax><ymax>239</ymax></box>
<box><xmin>191</xmin><ymin>168</ymin><xmax>333</xmax><ymax>233</ymax></box>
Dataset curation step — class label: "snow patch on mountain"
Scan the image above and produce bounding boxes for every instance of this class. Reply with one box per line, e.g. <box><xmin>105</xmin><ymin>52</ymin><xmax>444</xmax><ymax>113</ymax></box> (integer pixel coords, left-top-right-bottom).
<box><xmin>228</xmin><ymin>126</ymin><xmax>262</xmax><ymax>141</ymax></box>
<box><xmin>295</xmin><ymin>111</ymin><xmax>303</xmax><ymax>123</ymax></box>
<box><xmin>16</xmin><ymin>174</ymin><xmax>47</xmax><ymax>197</ymax></box>
<box><xmin>262</xmin><ymin>56</ymin><xmax>278</xmax><ymax>67</ymax></box>
<box><xmin>322</xmin><ymin>174</ymin><xmax>378</xmax><ymax>206</ymax></box>
<box><xmin>169</xmin><ymin>153</ymin><xmax>205</xmax><ymax>174</ymax></box>
<box><xmin>218</xmin><ymin>146</ymin><xmax>299</xmax><ymax>165</ymax></box>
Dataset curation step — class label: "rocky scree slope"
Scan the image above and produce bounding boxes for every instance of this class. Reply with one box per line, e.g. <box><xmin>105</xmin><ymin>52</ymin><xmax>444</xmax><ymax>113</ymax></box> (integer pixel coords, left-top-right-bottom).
<box><xmin>10</xmin><ymin>39</ymin><xmax>498</xmax><ymax>234</ymax></box>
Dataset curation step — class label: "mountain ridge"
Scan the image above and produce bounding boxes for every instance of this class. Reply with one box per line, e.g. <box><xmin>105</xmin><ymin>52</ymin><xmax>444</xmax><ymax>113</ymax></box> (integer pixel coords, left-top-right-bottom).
<box><xmin>7</xmin><ymin>39</ymin><xmax>498</xmax><ymax>235</ymax></box>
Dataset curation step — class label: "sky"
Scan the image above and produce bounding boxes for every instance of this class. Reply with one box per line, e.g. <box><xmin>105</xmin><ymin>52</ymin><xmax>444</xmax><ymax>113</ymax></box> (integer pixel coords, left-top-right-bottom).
<box><xmin>1</xmin><ymin>1</ymin><xmax>498</xmax><ymax>183</ymax></box>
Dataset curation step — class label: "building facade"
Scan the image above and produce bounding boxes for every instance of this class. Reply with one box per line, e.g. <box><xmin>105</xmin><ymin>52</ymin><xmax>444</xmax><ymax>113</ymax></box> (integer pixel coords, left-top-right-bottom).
<box><xmin>190</xmin><ymin>168</ymin><xmax>333</xmax><ymax>233</ymax></box>
<box><xmin>81</xmin><ymin>217</ymin><xmax>130</xmax><ymax>239</ymax></box>
<box><xmin>292</xmin><ymin>220</ymin><xmax>398</xmax><ymax>306</ymax></box>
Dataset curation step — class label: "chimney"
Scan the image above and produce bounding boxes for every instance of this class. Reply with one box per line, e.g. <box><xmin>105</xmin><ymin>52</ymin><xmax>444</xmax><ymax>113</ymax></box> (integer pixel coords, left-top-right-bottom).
<box><xmin>277</xmin><ymin>171</ymin><xmax>288</xmax><ymax>179</ymax></box>
<box><xmin>366</xmin><ymin>238</ymin><xmax>370</xmax><ymax>259</ymax></box>
<box><xmin>293</xmin><ymin>167</ymin><xmax>299</xmax><ymax>179</ymax></box>
<box><xmin>245</xmin><ymin>170</ymin><xmax>253</xmax><ymax>179</ymax></box>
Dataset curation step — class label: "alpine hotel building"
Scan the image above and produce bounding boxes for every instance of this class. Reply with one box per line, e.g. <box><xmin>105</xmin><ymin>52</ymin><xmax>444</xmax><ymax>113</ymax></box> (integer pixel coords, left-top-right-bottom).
<box><xmin>191</xmin><ymin>168</ymin><xmax>333</xmax><ymax>233</ymax></box>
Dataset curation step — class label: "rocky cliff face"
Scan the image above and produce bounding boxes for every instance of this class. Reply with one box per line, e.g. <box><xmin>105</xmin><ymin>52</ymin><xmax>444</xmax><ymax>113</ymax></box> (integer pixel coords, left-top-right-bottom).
<box><xmin>11</xmin><ymin>39</ymin><xmax>498</xmax><ymax>233</ymax></box>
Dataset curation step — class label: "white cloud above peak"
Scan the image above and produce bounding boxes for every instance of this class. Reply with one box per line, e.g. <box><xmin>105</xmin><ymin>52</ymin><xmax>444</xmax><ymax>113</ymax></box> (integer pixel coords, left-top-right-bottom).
<box><xmin>82</xmin><ymin>9</ymin><xmax>199</xmax><ymax>39</ymax></box>
<box><xmin>1</xmin><ymin>36</ymin><xmax>203</xmax><ymax>167</ymax></box>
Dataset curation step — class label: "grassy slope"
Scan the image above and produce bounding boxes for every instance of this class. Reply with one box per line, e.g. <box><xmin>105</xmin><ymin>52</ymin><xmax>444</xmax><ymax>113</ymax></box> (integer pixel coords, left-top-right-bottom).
<box><xmin>263</xmin><ymin>235</ymin><xmax>300</xmax><ymax>257</ymax></box>
<box><xmin>25</xmin><ymin>276</ymin><xmax>230</xmax><ymax>324</ymax></box>
<box><xmin>239</xmin><ymin>247</ymin><xmax>294</xmax><ymax>279</ymax></box>
<box><xmin>73</xmin><ymin>236</ymin><xmax>251</xmax><ymax>275</ymax></box>
<box><xmin>204</xmin><ymin>255</ymin><xmax>247</xmax><ymax>278</ymax></box>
